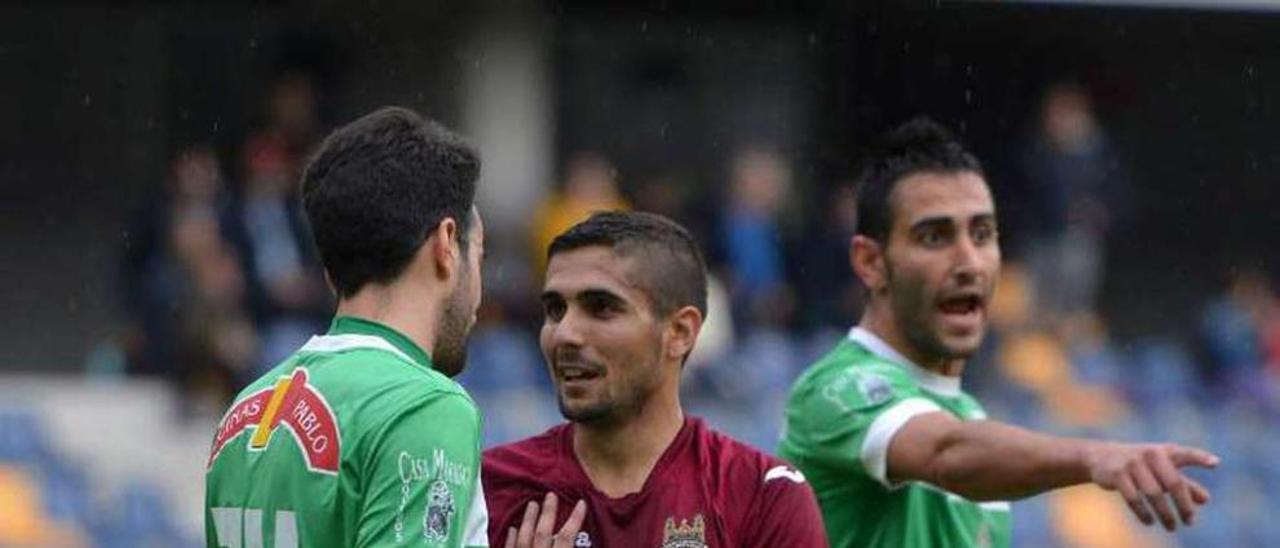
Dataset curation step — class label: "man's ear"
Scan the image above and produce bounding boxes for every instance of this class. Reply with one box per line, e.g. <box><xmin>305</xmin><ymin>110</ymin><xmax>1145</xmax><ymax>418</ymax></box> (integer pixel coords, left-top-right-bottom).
<box><xmin>322</xmin><ymin>270</ymin><xmax>337</xmax><ymax>297</ymax></box>
<box><xmin>665</xmin><ymin>305</ymin><xmax>704</xmax><ymax>363</ymax></box>
<box><xmin>852</xmin><ymin>234</ymin><xmax>888</xmax><ymax>294</ymax></box>
<box><xmin>428</xmin><ymin>217</ymin><xmax>461</xmax><ymax>281</ymax></box>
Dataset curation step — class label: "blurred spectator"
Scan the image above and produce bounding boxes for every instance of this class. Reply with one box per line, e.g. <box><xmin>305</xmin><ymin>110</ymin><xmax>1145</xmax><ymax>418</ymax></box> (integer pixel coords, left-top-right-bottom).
<box><xmin>795</xmin><ymin>182</ymin><xmax>863</xmax><ymax>333</ymax></box>
<box><xmin>256</xmin><ymin>72</ymin><xmax>322</xmax><ymax>166</ymax></box>
<box><xmin>633</xmin><ymin>174</ymin><xmax>687</xmax><ymax>221</ymax></box>
<box><xmin>1199</xmin><ymin>266</ymin><xmax>1280</xmax><ymax>388</ymax></box>
<box><xmin>1019</xmin><ymin>82</ymin><xmax>1131</xmax><ymax>326</ymax></box>
<box><xmin>632</xmin><ymin>173</ymin><xmax>735</xmax><ymax>369</ymax></box>
<box><xmin>225</xmin><ymin>136</ymin><xmax>329</xmax><ymax>374</ymax></box>
<box><xmin>530</xmin><ymin>152</ymin><xmax>631</xmax><ymax>275</ymax></box>
<box><xmin>121</xmin><ymin>145</ymin><xmax>256</xmax><ymax>410</ymax></box>
<box><xmin>717</xmin><ymin>147</ymin><xmax>795</xmax><ymax>329</ymax></box>
<box><xmin>212</xmin><ymin>73</ymin><xmax>331</xmax><ymax>374</ymax></box>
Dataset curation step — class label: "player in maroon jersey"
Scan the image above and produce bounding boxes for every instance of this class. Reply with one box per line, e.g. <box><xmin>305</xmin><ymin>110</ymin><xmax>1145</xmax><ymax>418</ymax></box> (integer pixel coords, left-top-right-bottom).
<box><xmin>484</xmin><ymin>211</ymin><xmax>828</xmax><ymax>547</ymax></box>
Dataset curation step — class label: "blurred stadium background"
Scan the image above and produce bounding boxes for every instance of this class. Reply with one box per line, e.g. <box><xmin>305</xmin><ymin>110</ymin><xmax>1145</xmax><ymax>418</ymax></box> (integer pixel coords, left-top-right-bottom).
<box><xmin>2</xmin><ymin>1</ymin><xmax>1279</xmax><ymax>546</ymax></box>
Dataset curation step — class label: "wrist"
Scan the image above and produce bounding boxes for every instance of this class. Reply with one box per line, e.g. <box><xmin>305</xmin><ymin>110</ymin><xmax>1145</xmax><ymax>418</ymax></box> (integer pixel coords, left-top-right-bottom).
<box><xmin>1075</xmin><ymin>439</ymin><xmax>1108</xmax><ymax>482</ymax></box>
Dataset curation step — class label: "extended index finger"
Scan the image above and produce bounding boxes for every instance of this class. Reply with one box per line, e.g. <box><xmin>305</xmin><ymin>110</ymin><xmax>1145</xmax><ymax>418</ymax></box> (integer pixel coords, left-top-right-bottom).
<box><xmin>1170</xmin><ymin>446</ymin><xmax>1220</xmax><ymax>469</ymax></box>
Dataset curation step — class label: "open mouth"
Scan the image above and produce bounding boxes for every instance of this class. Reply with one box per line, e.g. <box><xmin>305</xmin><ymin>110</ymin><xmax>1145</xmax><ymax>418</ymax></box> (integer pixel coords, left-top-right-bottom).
<box><xmin>557</xmin><ymin>365</ymin><xmax>603</xmax><ymax>385</ymax></box>
<box><xmin>938</xmin><ymin>294</ymin><xmax>983</xmax><ymax>317</ymax></box>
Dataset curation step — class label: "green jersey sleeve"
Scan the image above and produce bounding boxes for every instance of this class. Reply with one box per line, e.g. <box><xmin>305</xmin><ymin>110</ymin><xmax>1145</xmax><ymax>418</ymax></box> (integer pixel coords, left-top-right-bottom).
<box><xmin>356</xmin><ymin>391</ymin><xmax>488</xmax><ymax>548</ymax></box>
<box><xmin>788</xmin><ymin>364</ymin><xmax>941</xmax><ymax>489</ymax></box>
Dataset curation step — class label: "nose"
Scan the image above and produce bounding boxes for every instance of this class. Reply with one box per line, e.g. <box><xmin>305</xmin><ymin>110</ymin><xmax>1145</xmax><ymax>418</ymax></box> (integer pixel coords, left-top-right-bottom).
<box><xmin>951</xmin><ymin>235</ymin><xmax>983</xmax><ymax>284</ymax></box>
<box><xmin>550</xmin><ymin>307</ymin><xmax>587</xmax><ymax>349</ymax></box>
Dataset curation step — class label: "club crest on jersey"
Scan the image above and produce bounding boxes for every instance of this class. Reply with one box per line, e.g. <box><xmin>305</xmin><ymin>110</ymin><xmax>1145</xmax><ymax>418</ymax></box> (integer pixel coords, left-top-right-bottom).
<box><xmin>661</xmin><ymin>514</ymin><xmax>706</xmax><ymax>548</ymax></box>
<box><xmin>423</xmin><ymin>479</ymin><xmax>455</xmax><ymax>544</ymax></box>
<box><xmin>206</xmin><ymin>368</ymin><xmax>341</xmax><ymax>475</ymax></box>
<box><xmin>856</xmin><ymin>373</ymin><xmax>893</xmax><ymax>405</ymax></box>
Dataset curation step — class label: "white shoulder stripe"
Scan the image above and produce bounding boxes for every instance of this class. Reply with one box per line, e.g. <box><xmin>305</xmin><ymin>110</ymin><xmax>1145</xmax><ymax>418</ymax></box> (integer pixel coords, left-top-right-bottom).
<box><xmin>860</xmin><ymin>397</ymin><xmax>942</xmax><ymax>489</ymax></box>
<box><xmin>297</xmin><ymin>334</ymin><xmax>416</xmax><ymax>364</ymax></box>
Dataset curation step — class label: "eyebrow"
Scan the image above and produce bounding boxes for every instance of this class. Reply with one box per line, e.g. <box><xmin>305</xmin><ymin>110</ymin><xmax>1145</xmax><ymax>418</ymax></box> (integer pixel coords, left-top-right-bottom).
<box><xmin>909</xmin><ymin>212</ymin><xmax>996</xmax><ymax>232</ymax></box>
<box><xmin>539</xmin><ymin>287</ymin><xmax>626</xmax><ymax>304</ymax></box>
<box><xmin>908</xmin><ymin>216</ymin><xmax>955</xmax><ymax>233</ymax></box>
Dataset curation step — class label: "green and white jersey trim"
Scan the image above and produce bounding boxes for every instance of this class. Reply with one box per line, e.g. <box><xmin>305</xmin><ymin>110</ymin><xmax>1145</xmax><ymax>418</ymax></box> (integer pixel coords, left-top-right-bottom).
<box><xmin>847</xmin><ymin>327</ymin><xmax>1009</xmax><ymax>511</ymax></box>
<box><xmin>862</xmin><ymin>398</ymin><xmax>941</xmax><ymax>488</ymax></box>
<box><xmin>848</xmin><ymin>327</ymin><xmax>960</xmax><ymax>396</ymax></box>
<box><xmin>298</xmin><ymin>333</ymin><xmax>417</xmax><ymax>364</ymax></box>
<box><xmin>463</xmin><ymin>475</ymin><xmax>490</xmax><ymax>547</ymax></box>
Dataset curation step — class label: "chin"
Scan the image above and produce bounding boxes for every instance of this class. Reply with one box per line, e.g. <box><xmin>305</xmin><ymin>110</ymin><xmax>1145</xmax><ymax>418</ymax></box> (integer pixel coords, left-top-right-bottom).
<box><xmin>558</xmin><ymin>399</ymin><xmax>613</xmax><ymax>424</ymax></box>
<box><xmin>941</xmin><ymin>336</ymin><xmax>984</xmax><ymax>359</ymax></box>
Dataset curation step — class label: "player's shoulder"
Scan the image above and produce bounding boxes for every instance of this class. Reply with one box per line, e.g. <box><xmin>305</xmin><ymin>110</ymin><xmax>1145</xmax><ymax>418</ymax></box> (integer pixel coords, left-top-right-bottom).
<box><xmin>290</xmin><ymin>345</ymin><xmax>479</xmax><ymax>441</ymax></box>
<box><xmin>692</xmin><ymin>419</ymin><xmax>785</xmax><ymax>476</ymax></box>
<box><xmin>692</xmin><ymin>420</ymin><xmax>811</xmax><ymax>497</ymax></box>
<box><xmin>483</xmin><ymin>423</ymin><xmax>570</xmax><ymax>479</ymax></box>
<box><xmin>790</xmin><ymin>338</ymin><xmax>916</xmax><ymax>404</ymax></box>
<box><xmin>304</xmin><ymin>341</ymin><xmax>472</xmax><ymax>405</ymax></box>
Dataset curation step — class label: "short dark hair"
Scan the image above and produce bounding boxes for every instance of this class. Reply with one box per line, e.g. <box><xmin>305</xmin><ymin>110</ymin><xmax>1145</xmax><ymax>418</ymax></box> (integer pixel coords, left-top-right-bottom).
<box><xmin>548</xmin><ymin>211</ymin><xmax>708</xmax><ymax>319</ymax></box>
<box><xmin>302</xmin><ymin>106</ymin><xmax>479</xmax><ymax>298</ymax></box>
<box><xmin>855</xmin><ymin>117</ymin><xmax>984</xmax><ymax>243</ymax></box>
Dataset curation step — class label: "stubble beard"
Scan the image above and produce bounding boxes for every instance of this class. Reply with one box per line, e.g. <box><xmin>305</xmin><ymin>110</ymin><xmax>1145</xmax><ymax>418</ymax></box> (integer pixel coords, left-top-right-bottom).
<box><xmin>433</xmin><ymin>278</ymin><xmax>474</xmax><ymax>378</ymax></box>
<box><xmin>887</xmin><ymin>265</ymin><xmax>980</xmax><ymax>363</ymax></box>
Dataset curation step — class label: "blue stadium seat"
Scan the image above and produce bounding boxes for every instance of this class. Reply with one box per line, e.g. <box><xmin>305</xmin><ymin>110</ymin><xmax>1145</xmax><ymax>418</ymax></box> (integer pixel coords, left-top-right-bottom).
<box><xmin>0</xmin><ymin>410</ymin><xmax>54</xmax><ymax>465</ymax></box>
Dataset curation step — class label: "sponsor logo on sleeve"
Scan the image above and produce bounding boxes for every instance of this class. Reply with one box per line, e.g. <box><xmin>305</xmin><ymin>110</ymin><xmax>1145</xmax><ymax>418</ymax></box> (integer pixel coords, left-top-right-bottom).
<box><xmin>206</xmin><ymin>368</ymin><xmax>341</xmax><ymax>475</ymax></box>
<box><xmin>396</xmin><ymin>449</ymin><xmax>472</xmax><ymax>544</ymax></box>
<box><xmin>820</xmin><ymin>371</ymin><xmax>894</xmax><ymax>413</ymax></box>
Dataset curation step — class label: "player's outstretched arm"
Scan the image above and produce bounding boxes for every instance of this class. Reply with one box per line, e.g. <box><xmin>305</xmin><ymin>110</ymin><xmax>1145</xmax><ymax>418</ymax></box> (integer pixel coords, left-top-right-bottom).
<box><xmin>503</xmin><ymin>493</ymin><xmax>587</xmax><ymax>548</ymax></box>
<box><xmin>887</xmin><ymin>412</ymin><xmax>1219</xmax><ymax>531</ymax></box>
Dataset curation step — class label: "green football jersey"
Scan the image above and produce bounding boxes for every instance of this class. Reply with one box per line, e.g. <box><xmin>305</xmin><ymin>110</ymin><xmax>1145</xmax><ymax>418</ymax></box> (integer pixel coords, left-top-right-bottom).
<box><xmin>205</xmin><ymin>317</ymin><xmax>488</xmax><ymax>548</ymax></box>
<box><xmin>779</xmin><ymin>327</ymin><xmax>1011</xmax><ymax>548</ymax></box>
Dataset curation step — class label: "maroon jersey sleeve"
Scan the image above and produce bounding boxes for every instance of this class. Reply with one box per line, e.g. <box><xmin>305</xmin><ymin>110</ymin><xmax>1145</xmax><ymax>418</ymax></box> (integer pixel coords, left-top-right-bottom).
<box><xmin>704</xmin><ymin>424</ymin><xmax>829</xmax><ymax>548</ymax></box>
<box><xmin>742</xmin><ymin>460</ymin><xmax>829</xmax><ymax>548</ymax></box>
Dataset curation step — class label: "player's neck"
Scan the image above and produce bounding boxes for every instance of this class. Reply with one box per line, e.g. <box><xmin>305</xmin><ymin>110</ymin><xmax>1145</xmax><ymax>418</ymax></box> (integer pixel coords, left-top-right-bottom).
<box><xmin>571</xmin><ymin>385</ymin><xmax>684</xmax><ymax>499</ymax></box>
<box><xmin>858</xmin><ymin>311</ymin><xmax>963</xmax><ymax>377</ymax></box>
<box><xmin>334</xmin><ymin>282</ymin><xmax>442</xmax><ymax>362</ymax></box>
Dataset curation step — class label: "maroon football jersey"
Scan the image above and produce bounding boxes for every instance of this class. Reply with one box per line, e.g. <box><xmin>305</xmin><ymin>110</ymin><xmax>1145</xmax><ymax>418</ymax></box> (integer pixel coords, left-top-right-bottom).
<box><xmin>483</xmin><ymin>417</ymin><xmax>828</xmax><ymax>547</ymax></box>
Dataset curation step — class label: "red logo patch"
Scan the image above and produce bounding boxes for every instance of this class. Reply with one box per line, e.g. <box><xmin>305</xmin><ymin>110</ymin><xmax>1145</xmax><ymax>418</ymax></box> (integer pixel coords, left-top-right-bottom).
<box><xmin>207</xmin><ymin>368</ymin><xmax>341</xmax><ymax>475</ymax></box>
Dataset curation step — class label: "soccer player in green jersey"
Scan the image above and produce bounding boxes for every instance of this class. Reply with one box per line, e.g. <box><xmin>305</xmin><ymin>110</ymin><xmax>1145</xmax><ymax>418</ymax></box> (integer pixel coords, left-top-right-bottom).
<box><xmin>779</xmin><ymin>118</ymin><xmax>1220</xmax><ymax>547</ymax></box>
<box><xmin>204</xmin><ymin>107</ymin><xmax>497</xmax><ymax>547</ymax></box>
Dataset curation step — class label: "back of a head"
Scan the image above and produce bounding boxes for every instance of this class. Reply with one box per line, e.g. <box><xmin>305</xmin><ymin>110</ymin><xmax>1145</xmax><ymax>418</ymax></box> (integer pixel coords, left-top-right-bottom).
<box><xmin>302</xmin><ymin>106</ymin><xmax>479</xmax><ymax>298</ymax></box>
<box><xmin>855</xmin><ymin>117</ymin><xmax>984</xmax><ymax>243</ymax></box>
<box><xmin>548</xmin><ymin>210</ymin><xmax>708</xmax><ymax>319</ymax></box>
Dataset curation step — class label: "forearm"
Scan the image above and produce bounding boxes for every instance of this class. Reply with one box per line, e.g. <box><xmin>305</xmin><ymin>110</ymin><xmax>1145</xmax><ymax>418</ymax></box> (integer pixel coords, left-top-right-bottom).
<box><xmin>926</xmin><ymin>420</ymin><xmax>1099</xmax><ymax>501</ymax></box>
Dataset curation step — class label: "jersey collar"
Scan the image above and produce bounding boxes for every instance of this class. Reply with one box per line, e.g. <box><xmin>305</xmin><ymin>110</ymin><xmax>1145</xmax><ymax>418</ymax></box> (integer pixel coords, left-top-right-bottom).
<box><xmin>847</xmin><ymin>327</ymin><xmax>962</xmax><ymax>397</ymax></box>
<box><xmin>324</xmin><ymin>316</ymin><xmax>434</xmax><ymax>369</ymax></box>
